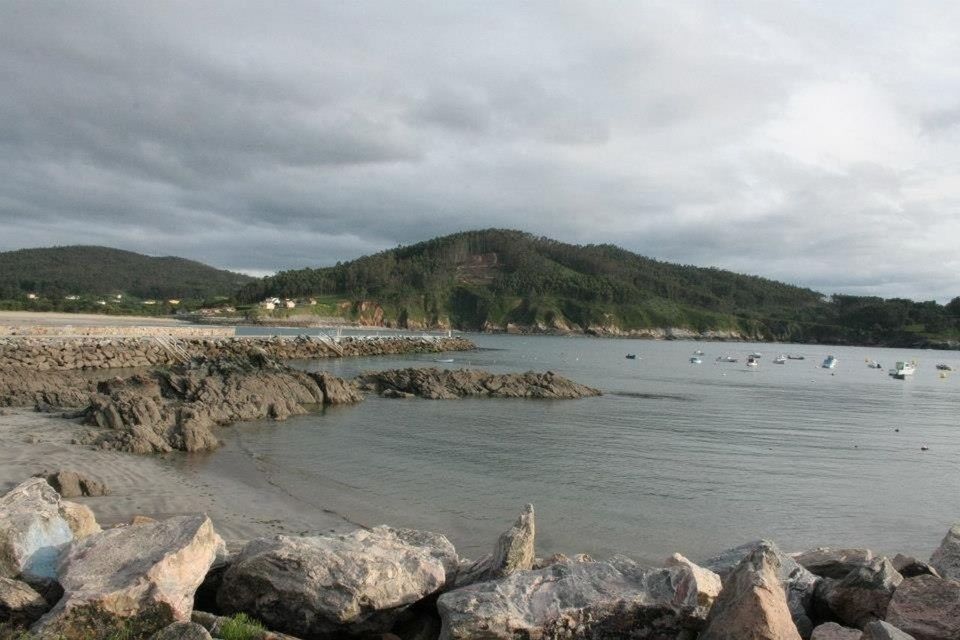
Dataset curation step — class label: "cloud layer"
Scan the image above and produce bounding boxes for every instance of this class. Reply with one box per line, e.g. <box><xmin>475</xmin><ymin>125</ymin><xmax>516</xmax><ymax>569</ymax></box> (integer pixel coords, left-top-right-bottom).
<box><xmin>1</xmin><ymin>1</ymin><xmax>958</xmax><ymax>300</ymax></box>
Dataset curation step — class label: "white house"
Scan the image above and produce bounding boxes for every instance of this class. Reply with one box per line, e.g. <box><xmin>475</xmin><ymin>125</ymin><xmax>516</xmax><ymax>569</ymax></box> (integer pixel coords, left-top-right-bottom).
<box><xmin>261</xmin><ymin>301</ymin><xmax>276</xmax><ymax>311</ymax></box>
<box><xmin>26</xmin><ymin>293</ymin><xmax>38</xmax><ymax>300</ymax></box>
<box><xmin>284</xmin><ymin>299</ymin><xmax>296</xmax><ymax>309</ymax></box>
<box><xmin>64</xmin><ymin>295</ymin><xmax>79</xmax><ymax>301</ymax></box>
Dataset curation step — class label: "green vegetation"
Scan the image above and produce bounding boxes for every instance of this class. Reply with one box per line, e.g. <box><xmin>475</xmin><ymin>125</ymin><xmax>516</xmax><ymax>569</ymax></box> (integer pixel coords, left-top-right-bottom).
<box><xmin>0</xmin><ymin>246</ymin><xmax>252</xmax><ymax>313</ymax></box>
<box><xmin>217</xmin><ymin>613</ymin><xmax>265</xmax><ymax>640</ymax></box>
<box><xmin>239</xmin><ymin>229</ymin><xmax>960</xmax><ymax>346</ymax></box>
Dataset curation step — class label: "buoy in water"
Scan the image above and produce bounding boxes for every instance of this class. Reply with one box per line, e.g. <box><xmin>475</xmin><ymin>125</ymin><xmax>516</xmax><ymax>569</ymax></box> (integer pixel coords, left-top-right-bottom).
<box><xmin>895</xmin><ymin>428</ymin><xmax>899</xmax><ymax>432</ymax></box>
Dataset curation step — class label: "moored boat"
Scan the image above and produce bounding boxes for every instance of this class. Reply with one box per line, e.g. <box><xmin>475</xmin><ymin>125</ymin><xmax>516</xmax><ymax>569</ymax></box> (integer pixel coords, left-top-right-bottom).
<box><xmin>773</xmin><ymin>354</ymin><xmax>786</xmax><ymax>364</ymax></box>
<box><xmin>936</xmin><ymin>363</ymin><xmax>953</xmax><ymax>371</ymax></box>
<box><xmin>625</xmin><ymin>354</ymin><xmax>637</xmax><ymax>360</ymax></box>
<box><xmin>746</xmin><ymin>356</ymin><xmax>759</xmax><ymax>367</ymax></box>
<box><xmin>866</xmin><ymin>360</ymin><xmax>883</xmax><ymax>369</ymax></box>
<box><xmin>787</xmin><ymin>354</ymin><xmax>805</xmax><ymax>360</ymax></box>
<box><xmin>821</xmin><ymin>355</ymin><xmax>838</xmax><ymax>369</ymax></box>
<box><xmin>689</xmin><ymin>356</ymin><xmax>702</xmax><ymax>364</ymax></box>
<box><xmin>889</xmin><ymin>361</ymin><xmax>917</xmax><ymax>379</ymax></box>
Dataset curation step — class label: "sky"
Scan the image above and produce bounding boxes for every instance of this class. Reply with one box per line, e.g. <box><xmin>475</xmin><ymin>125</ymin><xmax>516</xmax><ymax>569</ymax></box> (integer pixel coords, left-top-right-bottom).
<box><xmin>1</xmin><ymin>2</ymin><xmax>958</xmax><ymax>301</ymax></box>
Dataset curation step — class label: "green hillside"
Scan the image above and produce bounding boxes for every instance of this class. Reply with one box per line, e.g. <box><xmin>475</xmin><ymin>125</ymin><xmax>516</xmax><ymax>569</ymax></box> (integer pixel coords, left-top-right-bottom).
<box><xmin>0</xmin><ymin>246</ymin><xmax>253</xmax><ymax>310</ymax></box>
<box><xmin>238</xmin><ymin>229</ymin><xmax>960</xmax><ymax>346</ymax></box>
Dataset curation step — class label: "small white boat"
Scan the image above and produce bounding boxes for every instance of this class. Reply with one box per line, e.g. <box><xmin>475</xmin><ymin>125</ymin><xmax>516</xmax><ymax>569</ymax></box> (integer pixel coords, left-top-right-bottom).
<box><xmin>866</xmin><ymin>360</ymin><xmax>883</xmax><ymax>369</ymax></box>
<box><xmin>889</xmin><ymin>361</ymin><xmax>917</xmax><ymax>379</ymax></box>
<box><xmin>690</xmin><ymin>356</ymin><xmax>702</xmax><ymax>364</ymax></box>
<box><xmin>750</xmin><ymin>352</ymin><xmax>762</xmax><ymax>358</ymax></box>
<box><xmin>693</xmin><ymin>349</ymin><xmax>704</xmax><ymax>356</ymax></box>
<box><xmin>821</xmin><ymin>355</ymin><xmax>838</xmax><ymax>369</ymax></box>
<box><xmin>716</xmin><ymin>355</ymin><xmax>738</xmax><ymax>363</ymax></box>
<box><xmin>936</xmin><ymin>363</ymin><xmax>953</xmax><ymax>371</ymax></box>
<box><xmin>746</xmin><ymin>356</ymin><xmax>759</xmax><ymax>367</ymax></box>
<box><xmin>787</xmin><ymin>354</ymin><xmax>805</xmax><ymax>360</ymax></box>
<box><xmin>773</xmin><ymin>355</ymin><xmax>786</xmax><ymax>364</ymax></box>
<box><xmin>433</xmin><ymin>358</ymin><xmax>455</xmax><ymax>363</ymax></box>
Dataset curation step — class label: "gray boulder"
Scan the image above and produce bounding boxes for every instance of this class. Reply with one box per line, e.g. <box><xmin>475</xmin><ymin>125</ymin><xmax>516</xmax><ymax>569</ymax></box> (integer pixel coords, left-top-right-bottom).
<box><xmin>929</xmin><ymin>523</ymin><xmax>960</xmax><ymax>581</ymax></box>
<box><xmin>891</xmin><ymin>554</ymin><xmax>940</xmax><ymax>579</ymax></box>
<box><xmin>0</xmin><ymin>576</ymin><xmax>50</xmax><ymax>626</ymax></box>
<box><xmin>438</xmin><ymin>556</ymin><xmax>714</xmax><ymax>640</ymax></box>
<box><xmin>794</xmin><ymin>548</ymin><xmax>875</xmax><ymax>579</ymax></box>
<box><xmin>218</xmin><ymin>526</ymin><xmax>458</xmax><ymax>639</ymax></box>
<box><xmin>0</xmin><ymin>478</ymin><xmax>73</xmax><ymax>584</ymax></box>
<box><xmin>885</xmin><ymin>574</ymin><xmax>960</xmax><ymax>640</ymax></box>
<box><xmin>34</xmin><ymin>514</ymin><xmax>225</xmax><ymax>639</ymax></box>
<box><xmin>810</xmin><ymin>622</ymin><xmax>861</xmax><ymax>640</ymax></box>
<box><xmin>699</xmin><ymin>545</ymin><xmax>802</xmax><ymax>640</ymax></box>
<box><xmin>702</xmin><ymin>539</ymin><xmax>819</xmax><ymax>637</ymax></box>
<box><xmin>453</xmin><ymin>504</ymin><xmax>535</xmax><ymax>587</ymax></box>
<box><xmin>861</xmin><ymin>620</ymin><xmax>917</xmax><ymax>640</ymax></box>
<box><xmin>815</xmin><ymin>558</ymin><xmax>902</xmax><ymax>628</ymax></box>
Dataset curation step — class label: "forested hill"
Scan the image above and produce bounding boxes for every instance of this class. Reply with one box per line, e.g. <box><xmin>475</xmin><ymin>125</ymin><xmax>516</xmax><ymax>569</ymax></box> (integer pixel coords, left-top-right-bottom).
<box><xmin>0</xmin><ymin>246</ymin><xmax>253</xmax><ymax>301</ymax></box>
<box><xmin>238</xmin><ymin>229</ymin><xmax>960</xmax><ymax>345</ymax></box>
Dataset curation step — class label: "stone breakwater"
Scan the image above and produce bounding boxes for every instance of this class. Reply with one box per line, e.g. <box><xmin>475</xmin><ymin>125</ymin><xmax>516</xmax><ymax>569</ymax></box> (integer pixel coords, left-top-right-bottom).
<box><xmin>1</xmin><ymin>480</ymin><xmax>958</xmax><ymax>640</ymax></box>
<box><xmin>0</xmin><ymin>326</ymin><xmax>235</xmax><ymax>338</ymax></box>
<box><xmin>0</xmin><ymin>335</ymin><xmax>475</xmax><ymax>371</ymax></box>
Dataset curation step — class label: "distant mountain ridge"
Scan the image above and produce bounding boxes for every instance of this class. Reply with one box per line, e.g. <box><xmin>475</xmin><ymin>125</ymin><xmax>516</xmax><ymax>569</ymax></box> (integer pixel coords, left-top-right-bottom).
<box><xmin>0</xmin><ymin>245</ymin><xmax>252</xmax><ymax>300</ymax></box>
<box><xmin>236</xmin><ymin>229</ymin><xmax>960</xmax><ymax>346</ymax></box>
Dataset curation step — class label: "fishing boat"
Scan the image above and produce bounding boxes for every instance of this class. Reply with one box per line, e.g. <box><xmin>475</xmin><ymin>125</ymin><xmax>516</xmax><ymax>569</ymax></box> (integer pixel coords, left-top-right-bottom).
<box><xmin>936</xmin><ymin>363</ymin><xmax>953</xmax><ymax>371</ymax></box>
<box><xmin>787</xmin><ymin>355</ymin><xmax>805</xmax><ymax>360</ymax></box>
<box><xmin>689</xmin><ymin>356</ymin><xmax>702</xmax><ymax>364</ymax></box>
<box><xmin>746</xmin><ymin>356</ymin><xmax>759</xmax><ymax>367</ymax></box>
<box><xmin>821</xmin><ymin>355</ymin><xmax>838</xmax><ymax>369</ymax></box>
<box><xmin>773</xmin><ymin>354</ymin><xmax>786</xmax><ymax>364</ymax></box>
<box><xmin>889</xmin><ymin>361</ymin><xmax>917</xmax><ymax>379</ymax></box>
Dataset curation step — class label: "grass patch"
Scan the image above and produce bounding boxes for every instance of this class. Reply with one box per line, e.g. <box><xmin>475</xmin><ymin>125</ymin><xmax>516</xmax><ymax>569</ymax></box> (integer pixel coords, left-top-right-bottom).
<box><xmin>218</xmin><ymin>613</ymin><xmax>265</xmax><ymax>640</ymax></box>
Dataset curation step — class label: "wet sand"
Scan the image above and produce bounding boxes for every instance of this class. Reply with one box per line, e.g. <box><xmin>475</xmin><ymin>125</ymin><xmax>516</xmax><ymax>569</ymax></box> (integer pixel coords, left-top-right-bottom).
<box><xmin>0</xmin><ymin>409</ymin><xmax>354</xmax><ymax>544</ymax></box>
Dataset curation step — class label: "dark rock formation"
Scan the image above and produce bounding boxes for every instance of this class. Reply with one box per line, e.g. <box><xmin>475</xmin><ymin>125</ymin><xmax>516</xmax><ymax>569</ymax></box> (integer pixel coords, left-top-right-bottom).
<box><xmin>794</xmin><ymin>547</ymin><xmax>875</xmax><ymax>579</ymax></box>
<box><xmin>41</xmin><ymin>470</ymin><xmax>108</xmax><ymax>498</ymax></box>
<box><xmin>0</xmin><ymin>576</ymin><xmax>50</xmax><ymax>627</ymax></box>
<box><xmin>358</xmin><ymin>367</ymin><xmax>602</xmax><ymax>399</ymax></box>
<box><xmin>861</xmin><ymin>621</ymin><xmax>918</xmax><ymax>639</ymax></box>
<box><xmin>885</xmin><ymin>574</ymin><xmax>960</xmax><ymax>640</ymax></box>
<box><xmin>453</xmin><ymin>504</ymin><xmax>535</xmax><ymax>588</ymax></box>
<box><xmin>810</xmin><ymin>622</ymin><xmax>861</xmax><ymax>639</ymax></box>
<box><xmin>892</xmin><ymin>554</ymin><xmax>940</xmax><ymax>579</ymax></box>
<box><xmin>75</xmin><ymin>355</ymin><xmax>360</xmax><ymax>454</ymax></box>
<box><xmin>814</xmin><ymin>558</ymin><xmax>903</xmax><ymax>629</ymax></box>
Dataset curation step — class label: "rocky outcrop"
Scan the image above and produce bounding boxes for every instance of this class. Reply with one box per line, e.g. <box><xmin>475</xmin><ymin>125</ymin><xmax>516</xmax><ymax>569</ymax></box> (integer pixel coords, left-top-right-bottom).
<box><xmin>702</xmin><ymin>539</ymin><xmax>819</xmax><ymax>637</ymax></box>
<box><xmin>0</xmin><ymin>369</ymin><xmax>96</xmax><ymax>408</ymax></box>
<box><xmin>929</xmin><ymin>523</ymin><xmax>960</xmax><ymax>581</ymax></box>
<box><xmin>810</xmin><ymin>622</ymin><xmax>861</xmax><ymax>639</ymax></box>
<box><xmin>815</xmin><ymin>558</ymin><xmax>903</xmax><ymax>628</ymax></box>
<box><xmin>665</xmin><ymin>553</ymin><xmax>724</xmax><ymax>617</ymax></box>
<box><xmin>314</xmin><ymin>372</ymin><xmax>364</xmax><ymax>405</ymax></box>
<box><xmin>0</xmin><ymin>576</ymin><xmax>50</xmax><ymax>627</ymax></box>
<box><xmin>699</xmin><ymin>545</ymin><xmax>802</xmax><ymax>640</ymax></box>
<box><xmin>42</xmin><ymin>470</ymin><xmax>109</xmax><ymax>498</ymax></box>
<box><xmin>35</xmin><ymin>514</ymin><xmax>224</xmax><ymax>639</ymax></box>
<box><xmin>438</xmin><ymin>556</ymin><xmax>714</xmax><ymax>640</ymax></box>
<box><xmin>885</xmin><ymin>574</ymin><xmax>960</xmax><ymax>640</ymax></box>
<box><xmin>217</xmin><ymin>526</ymin><xmax>458</xmax><ymax>639</ymax></box>
<box><xmin>861</xmin><ymin>621</ymin><xmax>918</xmax><ymax>639</ymax></box>
<box><xmin>358</xmin><ymin>368</ymin><xmax>602</xmax><ymax>399</ymax></box>
<box><xmin>454</xmin><ymin>504</ymin><xmax>535</xmax><ymax>588</ymax></box>
<box><xmin>76</xmin><ymin>355</ymin><xmax>360</xmax><ymax>454</ymax></box>
<box><xmin>0</xmin><ymin>478</ymin><xmax>74</xmax><ymax>584</ymax></box>
<box><xmin>795</xmin><ymin>548</ymin><xmax>875</xmax><ymax>579</ymax></box>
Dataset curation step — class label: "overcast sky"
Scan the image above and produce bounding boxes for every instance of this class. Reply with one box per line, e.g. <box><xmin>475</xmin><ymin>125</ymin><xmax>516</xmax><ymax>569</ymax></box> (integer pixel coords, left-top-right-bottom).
<box><xmin>1</xmin><ymin>2</ymin><xmax>958</xmax><ymax>301</ymax></box>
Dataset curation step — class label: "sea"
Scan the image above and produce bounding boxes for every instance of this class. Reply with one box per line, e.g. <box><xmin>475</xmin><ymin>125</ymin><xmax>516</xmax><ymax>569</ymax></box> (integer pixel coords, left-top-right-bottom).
<box><xmin>189</xmin><ymin>332</ymin><xmax>960</xmax><ymax>563</ymax></box>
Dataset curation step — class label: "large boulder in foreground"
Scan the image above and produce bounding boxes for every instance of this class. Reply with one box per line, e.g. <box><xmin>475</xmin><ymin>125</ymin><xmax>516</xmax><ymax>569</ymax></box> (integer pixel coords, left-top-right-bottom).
<box><xmin>34</xmin><ymin>514</ymin><xmax>224</xmax><ymax>639</ymax></box>
<box><xmin>359</xmin><ymin>368</ymin><xmax>602</xmax><ymax>399</ymax></box>
<box><xmin>794</xmin><ymin>547</ymin><xmax>875</xmax><ymax>579</ymax></box>
<box><xmin>438</xmin><ymin>556</ymin><xmax>714</xmax><ymax>640</ymax></box>
<box><xmin>929</xmin><ymin>523</ymin><xmax>960</xmax><ymax>581</ymax></box>
<box><xmin>699</xmin><ymin>545</ymin><xmax>802</xmax><ymax>640</ymax></box>
<box><xmin>218</xmin><ymin>526</ymin><xmax>458</xmax><ymax>639</ymax></box>
<box><xmin>0</xmin><ymin>576</ymin><xmax>50</xmax><ymax>626</ymax></box>
<box><xmin>702</xmin><ymin>539</ymin><xmax>818</xmax><ymax>637</ymax></box>
<box><xmin>815</xmin><ymin>557</ymin><xmax>902</xmax><ymax>628</ymax></box>
<box><xmin>0</xmin><ymin>478</ymin><xmax>74</xmax><ymax>584</ymax></box>
<box><xmin>454</xmin><ymin>504</ymin><xmax>535</xmax><ymax>588</ymax></box>
<box><xmin>885</xmin><ymin>574</ymin><xmax>960</xmax><ymax>640</ymax></box>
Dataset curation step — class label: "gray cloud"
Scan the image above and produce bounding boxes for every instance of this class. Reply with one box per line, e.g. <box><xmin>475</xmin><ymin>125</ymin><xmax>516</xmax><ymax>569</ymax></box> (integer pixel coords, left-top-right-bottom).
<box><xmin>0</xmin><ymin>1</ymin><xmax>957</xmax><ymax>300</ymax></box>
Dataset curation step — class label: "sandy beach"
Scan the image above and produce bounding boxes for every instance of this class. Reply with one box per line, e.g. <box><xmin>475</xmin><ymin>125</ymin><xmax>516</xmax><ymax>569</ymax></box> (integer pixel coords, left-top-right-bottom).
<box><xmin>0</xmin><ymin>310</ymin><xmax>191</xmax><ymax>327</ymax></box>
<box><xmin>0</xmin><ymin>408</ymin><xmax>353</xmax><ymax>545</ymax></box>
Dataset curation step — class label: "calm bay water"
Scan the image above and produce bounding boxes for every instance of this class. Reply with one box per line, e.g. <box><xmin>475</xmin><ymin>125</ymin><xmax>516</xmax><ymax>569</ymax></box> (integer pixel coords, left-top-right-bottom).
<box><xmin>207</xmin><ymin>334</ymin><xmax>959</xmax><ymax>563</ymax></box>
